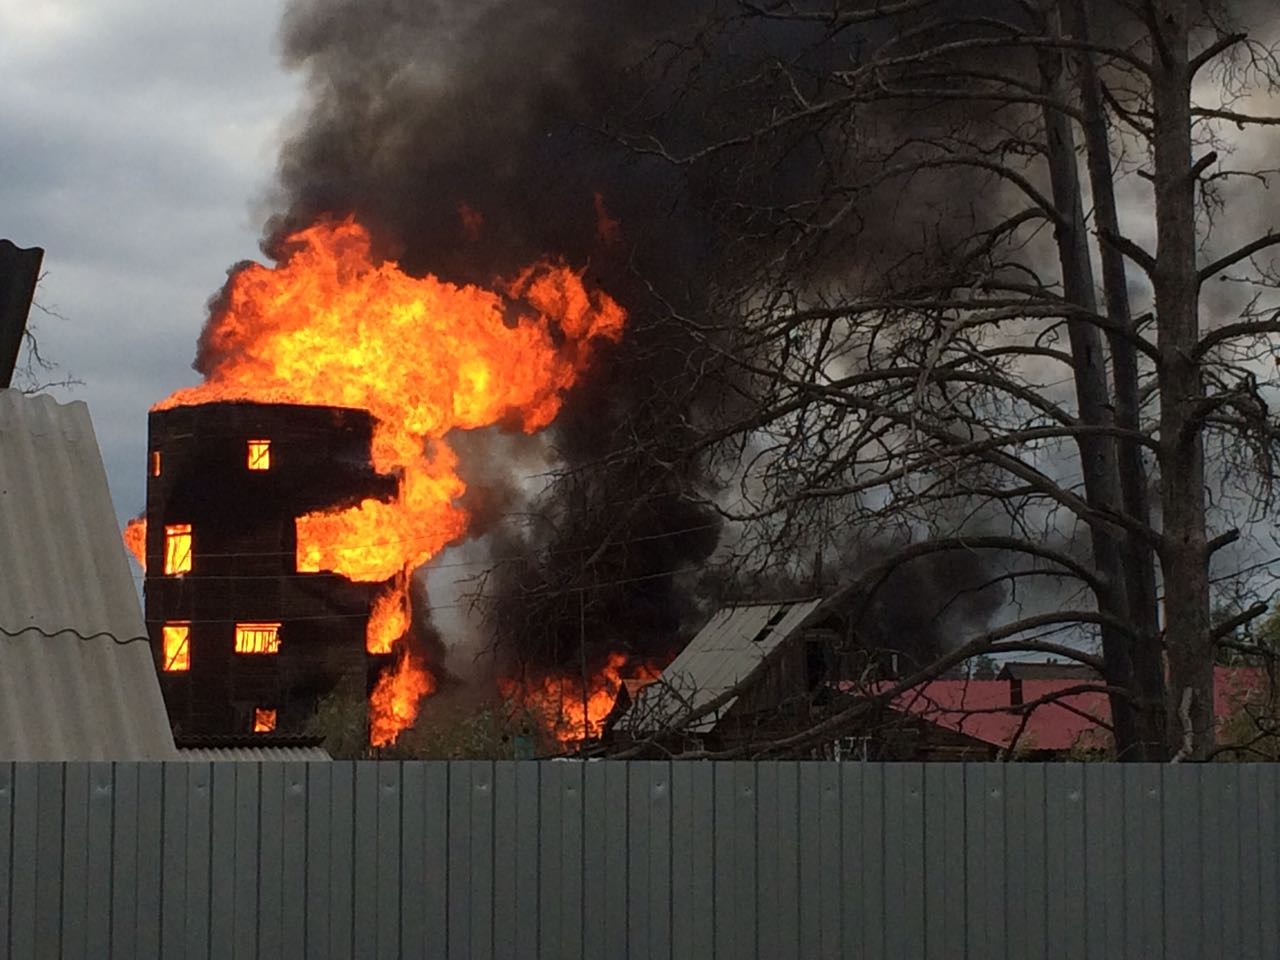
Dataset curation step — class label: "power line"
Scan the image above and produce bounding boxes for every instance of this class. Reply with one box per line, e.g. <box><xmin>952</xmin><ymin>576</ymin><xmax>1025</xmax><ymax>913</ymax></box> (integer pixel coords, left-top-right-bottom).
<box><xmin>1210</xmin><ymin>555</ymin><xmax>1280</xmax><ymax>585</ymax></box>
<box><xmin>5</xmin><ymin>563</ymin><xmax>711</xmax><ymax>643</ymax></box>
<box><xmin>128</xmin><ymin>519</ymin><xmax>725</xmax><ymax>580</ymax></box>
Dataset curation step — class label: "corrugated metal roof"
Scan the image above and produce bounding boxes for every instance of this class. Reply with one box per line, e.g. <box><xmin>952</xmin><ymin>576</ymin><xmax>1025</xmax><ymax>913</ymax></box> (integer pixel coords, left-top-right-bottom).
<box><xmin>623</xmin><ymin>598</ymin><xmax>821</xmax><ymax>732</ymax></box>
<box><xmin>177</xmin><ymin>745</ymin><xmax>332</xmax><ymax>762</ymax></box>
<box><xmin>0</xmin><ymin>389</ymin><xmax>177</xmax><ymax>759</ymax></box>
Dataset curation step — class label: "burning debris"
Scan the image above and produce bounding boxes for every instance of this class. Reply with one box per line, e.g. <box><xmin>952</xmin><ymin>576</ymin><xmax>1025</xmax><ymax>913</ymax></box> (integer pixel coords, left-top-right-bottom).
<box><xmin>132</xmin><ymin>217</ymin><xmax>626</xmax><ymax>746</ymax></box>
<box><xmin>499</xmin><ymin>652</ymin><xmax>663</xmax><ymax>745</ymax></box>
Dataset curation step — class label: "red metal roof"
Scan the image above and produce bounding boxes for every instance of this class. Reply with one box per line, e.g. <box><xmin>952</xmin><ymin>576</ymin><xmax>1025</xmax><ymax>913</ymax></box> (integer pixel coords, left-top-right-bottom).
<box><xmin>850</xmin><ymin>667</ymin><xmax>1266</xmax><ymax>754</ymax></box>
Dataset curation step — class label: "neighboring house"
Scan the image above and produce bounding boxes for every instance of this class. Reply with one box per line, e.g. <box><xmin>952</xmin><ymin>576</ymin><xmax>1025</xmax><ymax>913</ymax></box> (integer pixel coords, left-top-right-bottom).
<box><xmin>613</xmin><ymin>584</ymin><xmax>1275</xmax><ymax>760</ymax></box>
<box><xmin>0</xmin><ymin>390</ymin><xmax>178</xmax><ymax>759</ymax></box>
<box><xmin>842</xmin><ymin>666</ymin><xmax>1271</xmax><ymax>760</ymax></box>
<box><xmin>615</xmin><ymin>598</ymin><xmax>826</xmax><ymax>752</ymax></box>
<box><xmin>846</xmin><ymin>676</ymin><xmax>1113</xmax><ymax>760</ymax></box>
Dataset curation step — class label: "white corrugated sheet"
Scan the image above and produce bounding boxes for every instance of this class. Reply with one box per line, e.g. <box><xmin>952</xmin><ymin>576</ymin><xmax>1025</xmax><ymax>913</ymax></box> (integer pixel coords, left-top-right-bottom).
<box><xmin>0</xmin><ymin>390</ymin><xmax>177</xmax><ymax>759</ymax></box>
<box><xmin>623</xmin><ymin>598</ymin><xmax>821</xmax><ymax>733</ymax></box>
<box><xmin>177</xmin><ymin>746</ymin><xmax>332</xmax><ymax>762</ymax></box>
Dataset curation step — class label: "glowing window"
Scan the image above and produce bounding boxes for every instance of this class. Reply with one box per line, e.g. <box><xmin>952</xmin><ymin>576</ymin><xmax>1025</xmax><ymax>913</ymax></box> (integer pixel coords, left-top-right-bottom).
<box><xmin>235</xmin><ymin>622</ymin><xmax>281</xmax><ymax>655</ymax></box>
<box><xmin>247</xmin><ymin>439</ymin><xmax>271</xmax><ymax>471</ymax></box>
<box><xmin>162</xmin><ymin>622</ymin><xmax>190</xmax><ymax>672</ymax></box>
<box><xmin>253</xmin><ymin>708</ymin><xmax>277</xmax><ymax>733</ymax></box>
<box><xmin>150</xmin><ymin>450</ymin><xmax>161</xmax><ymax>477</ymax></box>
<box><xmin>163</xmin><ymin>524</ymin><xmax>192</xmax><ymax>575</ymax></box>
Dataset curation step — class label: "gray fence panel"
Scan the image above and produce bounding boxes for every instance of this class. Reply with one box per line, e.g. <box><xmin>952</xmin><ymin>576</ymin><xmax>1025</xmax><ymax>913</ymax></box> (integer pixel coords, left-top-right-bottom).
<box><xmin>536</xmin><ymin>760</ymin><xmax>562</xmax><ymax>960</ymax></box>
<box><xmin>136</xmin><ymin>763</ymin><xmax>164</xmax><ymax>958</ymax></box>
<box><xmin>514</xmin><ymin>761</ymin><xmax>542</xmax><ymax>960</ymax></box>
<box><xmin>8</xmin><ymin>763</ymin><xmax>36</xmax><ymax>958</ymax></box>
<box><xmin>180</xmin><ymin>763</ymin><xmax>210</xmax><ymax>960</ymax></box>
<box><xmin>670</xmin><ymin>759</ymin><xmax>714</xmax><ymax>960</ymax></box>
<box><xmin>0</xmin><ymin>764</ymin><xmax>10</xmax><ymax>960</ymax></box>
<box><xmin>62</xmin><ymin>762</ymin><xmax>90</xmax><ymax>960</ymax></box>
<box><xmin>280</xmin><ymin>762</ymin><xmax>308</xmax><ymax>960</ymax></box>
<box><xmin>159</xmin><ymin>763</ymin><xmax>185</xmax><ymax>958</ymax></box>
<box><xmin>1259</xmin><ymin>765</ymin><xmax>1280</xmax><ymax>954</ymax></box>
<box><xmin>563</xmin><ymin>762</ymin><xmax>587</xmax><ymax>960</ymax></box>
<box><xmin>1238</xmin><ymin>764</ymin><xmax>1262</xmax><ymax>960</ymax></box>
<box><xmin>1219</xmin><ymin>768</ymin><xmax>1242</xmax><ymax>959</ymax></box>
<box><xmin>351</xmin><ymin>763</ymin><xmax>378</xmax><ymax>957</ymax></box>
<box><xmin>547</xmin><ymin>761</ymin><xmax>580</xmax><ymax>960</ymax></box>
<box><xmin>815</xmin><ymin>763</ymin><xmax>843</xmax><ymax>960</ymax></box>
<box><xmin>1134</xmin><ymin>765</ymin><xmax>1165</xmax><ymax>955</ymax></box>
<box><xmin>1165</xmin><ymin>764</ymin><xmax>1200</xmax><ymax>960</ymax></box>
<box><xmin>448</xmin><ymin>761</ymin><xmax>474</xmax><ymax>960</ymax></box>
<box><xmin>111</xmin><ymin>762</ymin><xmax>140</xmax><ymax>959</ymax></box>
<box><xmin>422</xmin><ymin>762</ymin><xmax>451</xmax><ymax>959</ymax></box>
<box><xmin>257</xmin><ymin>762</ymin><xmax>283</xmax><ymax>960</ymax></box>
<box><xmin>473</xmin><ymin>761</ymin><xmax>498</xmax><ymax>960</ymax></box>
<box><xmin>626</xmin><ymin>762</ymin><xmax>651</xmax><ymax>960</ymax></box>
<box><xmin>580</xmin><ymin>761</ymin><xmax>607</xmax><ymax>959</ymax></box>
<box><xmin>234</xmin><ymin>763</ymin><xmax>261</xmax><ymax>959</ymax></box>
<box><xmin>1084</xmin><ymin>763</ymin><xmax>1123</xmax><ymax>960</ymax></box>
<box><xmin>328</xmin><ymin>761</ymin><xmax>356</xmax><ymax>957</ymax></box>
<box><xmin>837</xmin><ymin>763</ymin><xmax>862</xmax><ymax>958</ymax></box>
<box><xmin>34</xmin><ymin>763</ymin><xmax>63</xmax><ymax>957</ymax></box>
<box><xmin>773</xmin><ymin>768</ymin><xmax>803</xmax><ymax>960</ymax></box>
<box><xmin>4</xmin><ymin>761</ymin><xmax>1280</xmax><ymax>958</ymax></box>
<box><xmin>302</xmin><ymin>762</ymin><xmax>331</xmax><ymax>959</ymax></box>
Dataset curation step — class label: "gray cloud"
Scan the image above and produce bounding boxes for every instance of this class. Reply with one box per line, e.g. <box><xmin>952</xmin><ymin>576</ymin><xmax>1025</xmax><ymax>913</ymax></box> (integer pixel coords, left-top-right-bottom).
<box><xmin>1</xmin><ymin>0</ymin><xmax>300</xmax><ymax>533</ymax></box>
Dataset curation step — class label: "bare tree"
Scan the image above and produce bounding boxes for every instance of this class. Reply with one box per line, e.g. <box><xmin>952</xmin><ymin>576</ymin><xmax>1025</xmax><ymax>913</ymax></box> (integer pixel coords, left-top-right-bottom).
<box><xmin>591</xmin><ymin>0</ymin><xmax>1280</xmax><ymax>760</ymax></box>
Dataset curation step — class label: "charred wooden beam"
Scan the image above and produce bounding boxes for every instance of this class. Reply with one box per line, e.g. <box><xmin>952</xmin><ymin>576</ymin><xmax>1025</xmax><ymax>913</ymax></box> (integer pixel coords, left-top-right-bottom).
<box><xmin>0</xmin><ymin>240</ymin><xmax>45</xmax><ymax>389</ymax></box>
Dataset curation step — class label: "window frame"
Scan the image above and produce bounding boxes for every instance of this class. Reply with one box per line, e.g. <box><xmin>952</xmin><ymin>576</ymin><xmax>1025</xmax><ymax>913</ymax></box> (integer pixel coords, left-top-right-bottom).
<box><xmin>161</xmin><ymin>622</ymin><xmax>191</xmax><ymax>672</ymax></box>
<box><xmin>253</xmin><ymin>707</ymin><xmax>277</xmax><ymax>733</ymax></box>
<box><xmin>246</xmin><ymin>439</ymin><xmax>272</xmax><ymax>471</ymax></box>
<box><xmin>163</xmin><ymin>523</ymin><xmax>193</xmax><ymax>576</ymax></box>
<box><xmin>234</xmin><ymin>622</ymin><xmax>282</xmax><ymax>655</ymax></box>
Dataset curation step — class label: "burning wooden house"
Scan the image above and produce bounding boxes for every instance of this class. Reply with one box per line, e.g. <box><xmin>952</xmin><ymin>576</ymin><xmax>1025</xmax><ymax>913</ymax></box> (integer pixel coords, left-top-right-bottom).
<box><xmin>139</xmin><ymin>400</ymin><xmax>397</xmax><ymax>737</ymax></box>
<box><xmin>125</xmin><ymin>219</ymin><xmax>627</xmax><ymax>748</ymax></box>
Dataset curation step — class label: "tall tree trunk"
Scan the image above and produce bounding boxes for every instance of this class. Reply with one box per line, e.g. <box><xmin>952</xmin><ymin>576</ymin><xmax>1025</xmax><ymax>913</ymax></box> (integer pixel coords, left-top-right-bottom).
<box><xmin>1037</xmin><ymin>17</ymin><xmax>1141</xmax><ymax>757</ymax></box>
<box><xmin>1067</xmin><ymin>0</ymin><xmax>1166</xmax><ymax>760</ymax></box>
<box><xmin>1151</xmin><ymin>0</ymin><xmax>1214</xmax><ymax>759</ymax></box>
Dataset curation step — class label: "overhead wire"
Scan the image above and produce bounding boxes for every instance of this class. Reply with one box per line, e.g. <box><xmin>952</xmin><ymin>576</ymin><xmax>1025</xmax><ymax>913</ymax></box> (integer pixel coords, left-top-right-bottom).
<box><xmin>126</xmin><ymin>518</ymin><xmax>726</xmax><ymax>581</ymax></box>
<box><xmin>11</xmin><ymin>560</ymin><xmax>716</xmax><ymax>644</ymax></box>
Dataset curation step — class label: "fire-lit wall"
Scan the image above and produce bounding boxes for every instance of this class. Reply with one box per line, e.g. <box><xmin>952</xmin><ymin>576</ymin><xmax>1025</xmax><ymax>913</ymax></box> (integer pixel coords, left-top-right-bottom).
<box><xmin>144</xmin><ymin>401</ymin><xmax>396</xmax><ymax>736</ymax></box>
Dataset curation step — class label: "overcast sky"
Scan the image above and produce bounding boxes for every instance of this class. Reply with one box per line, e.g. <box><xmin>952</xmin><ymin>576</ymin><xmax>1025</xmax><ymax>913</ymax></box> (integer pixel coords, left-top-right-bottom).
<box><xmin>2</xmin><ymin>0</ymin><xmax>300</xmax><ymax>528</ymax></box>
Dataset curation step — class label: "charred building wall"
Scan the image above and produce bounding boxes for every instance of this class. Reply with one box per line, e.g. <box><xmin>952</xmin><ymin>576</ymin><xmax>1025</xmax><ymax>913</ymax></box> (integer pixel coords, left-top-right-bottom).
<box><xmin>144</xmin><ymin>401</ymin><xmax>395</xmax><ymax>736</ymax></box>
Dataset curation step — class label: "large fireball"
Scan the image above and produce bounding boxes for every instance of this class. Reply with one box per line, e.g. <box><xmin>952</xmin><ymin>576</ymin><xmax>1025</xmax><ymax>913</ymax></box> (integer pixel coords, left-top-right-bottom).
<box><xmin>151</xmin><ymin>218</ymin><xmax>625</xmax><ymax>744</ymax></box>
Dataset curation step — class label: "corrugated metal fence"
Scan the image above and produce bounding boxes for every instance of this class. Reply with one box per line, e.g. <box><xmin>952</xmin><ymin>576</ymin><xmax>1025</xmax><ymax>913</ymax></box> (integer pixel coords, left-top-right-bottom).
<box><xmin>1</xmin><ymin>761</ymin><xmax>1275</xmax><ymax>959</ymax></box>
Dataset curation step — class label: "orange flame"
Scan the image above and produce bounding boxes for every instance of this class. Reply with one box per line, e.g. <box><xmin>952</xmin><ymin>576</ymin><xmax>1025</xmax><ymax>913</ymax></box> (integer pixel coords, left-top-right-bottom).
<box><xmin>146</xmin><ymin>218</ymin><xmax>624</xmax><ymax>745</ymax></box>
<box><xmin>370</xmin><ymin>653</ymin><xmax>437</xmax><ymax>747</ymax></box>
<box><xmin>500</xmin><ymin>652</ymin><xmax>662</xmax><ymax>744</ymax></box>
<box><xmin>123</xmin><ymin>516</ymin><xmax>147</xmax><ymax>569</ymax></box>
<box><xmin>367</xmin><ymin>576</ymin><xmax>411</xmax><ymax>655</ymax></box>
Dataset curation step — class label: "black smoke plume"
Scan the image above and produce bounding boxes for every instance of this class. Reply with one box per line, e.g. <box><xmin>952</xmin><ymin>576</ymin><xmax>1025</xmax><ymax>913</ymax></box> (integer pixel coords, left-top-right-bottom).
<box><xmin>254</xmin><ymin>0</ymin><xmax>1093</xmax><ymax>672</ymax></box>
<box><xmin>267</xmin><ymin>0</ymin><xmax>736</xmax><ymax>673</ymax></box>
